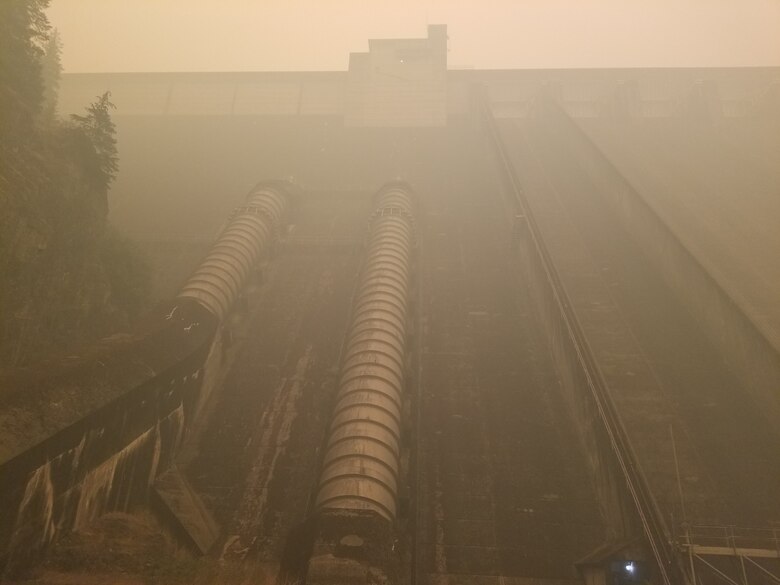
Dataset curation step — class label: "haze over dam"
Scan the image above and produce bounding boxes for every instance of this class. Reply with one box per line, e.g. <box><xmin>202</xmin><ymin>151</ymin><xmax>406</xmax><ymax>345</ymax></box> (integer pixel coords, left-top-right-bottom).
<box><xmin>2</xmin><ymin>12</ymin><xmax>780</xmax><ymax>585</ymax></box>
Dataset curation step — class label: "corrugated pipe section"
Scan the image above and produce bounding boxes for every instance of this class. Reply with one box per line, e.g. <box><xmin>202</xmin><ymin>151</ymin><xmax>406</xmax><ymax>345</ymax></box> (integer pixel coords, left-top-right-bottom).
<box><xmin>177</xmin><ymin>182</ymin><xmax>288</xmax><ymax>320</ymax></box>
<box><xmin>316</xmin><ymin>182</ymin><xmax>415</xmax><ymax>522</ymax></box>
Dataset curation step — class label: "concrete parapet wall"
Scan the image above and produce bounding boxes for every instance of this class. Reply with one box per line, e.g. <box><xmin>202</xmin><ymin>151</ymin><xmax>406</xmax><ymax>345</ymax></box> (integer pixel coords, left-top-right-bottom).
<box><xmin>0</xmin><ymin>300</ymin><xmax>219</xmax><ymax>576</ymax></box>
<box><xmin>59</xmin><ymin>67</ymin><xmax>779</xmax><ymax>121</ymax></box>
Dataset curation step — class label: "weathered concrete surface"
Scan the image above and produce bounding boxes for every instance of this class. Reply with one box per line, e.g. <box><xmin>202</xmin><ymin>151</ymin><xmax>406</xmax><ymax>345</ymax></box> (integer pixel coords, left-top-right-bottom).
<box><xmin>182</xmin><ymin>190</ymin><xmax>369</xmax><ymax>581</ymax></box>
<box><xmin>414</xmin><ymin>122</ymin><xmax>606</xmax><ymax>584</ymax></box>
<box><xmin>564</xmin><ymin>113</ymin><xmax>780</xmax><ymax>435</ymax></box>
<box><xmin>0</xmin><ymin>299</ymin><xmax>218</xmax><ymax>576</ymax></box>
<box><xmin>500</xmin><ymin>111</ymin><xmax>780</xmax><ymax>541</ymax></box>
<box><xmin>577</xmin><ymin>116</ymin><xmax>780</xmax><ymax>348</ymax></box>
<box><xmin>152</xmin><ymin>465</ymin><xmax>220</xmax><ymax>554</ymax></box>
<box><xmin>307</xmin><ymin>510</ymin><xmax>399</xmax><ymax>585</ymax></box>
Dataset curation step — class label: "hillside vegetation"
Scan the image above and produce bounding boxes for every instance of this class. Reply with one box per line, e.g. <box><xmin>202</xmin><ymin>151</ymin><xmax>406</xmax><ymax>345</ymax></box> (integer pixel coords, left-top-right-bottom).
<box><xmin>0</xmin><ymin>0</ymin><xmax>149</xmax><ymax>366</ymax></box>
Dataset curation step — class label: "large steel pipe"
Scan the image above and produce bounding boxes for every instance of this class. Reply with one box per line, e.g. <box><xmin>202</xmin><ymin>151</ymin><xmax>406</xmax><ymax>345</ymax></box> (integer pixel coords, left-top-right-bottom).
<box><xmin>177</xmin><ymin>183</ymin><xmax>288</xmax><ymax>320</ymax></box>
<box><xmin>316</xmin><ymin>183</ymin><xmax>415</xmax><ymax>521</ymax></box>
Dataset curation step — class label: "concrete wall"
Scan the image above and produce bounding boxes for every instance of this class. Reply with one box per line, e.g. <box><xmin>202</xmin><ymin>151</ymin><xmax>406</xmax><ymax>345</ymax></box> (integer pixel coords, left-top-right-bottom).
<box><xmin>469</xmin><ymin>67</ymin><xmax>780</xmax><ymax>119</ymax></box>
<box><xmin>59</xmin><ymin>67</ymin><xmax>779</xmax><ymax>121</ymax></box>
<box><xmin>0</xmin><ymin>299</ymin><xmax>219</xmax><ymax>576</ymax></box>
<box><xmin>538</xmin><ymin>99</ymin><xmax>780</xmax><ymax>435</ymax></box>
<box><xmin>58</xmin><ymin>72</ymin><xmax>347</xmax><ymax>118</ymax></box>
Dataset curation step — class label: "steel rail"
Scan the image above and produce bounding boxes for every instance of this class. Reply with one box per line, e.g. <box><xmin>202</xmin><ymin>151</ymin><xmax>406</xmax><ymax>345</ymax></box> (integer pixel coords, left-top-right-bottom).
<box><xmin>479</xmin><ymin>90</ymin><xmax>687</xmax><ymax>585</ymax></box>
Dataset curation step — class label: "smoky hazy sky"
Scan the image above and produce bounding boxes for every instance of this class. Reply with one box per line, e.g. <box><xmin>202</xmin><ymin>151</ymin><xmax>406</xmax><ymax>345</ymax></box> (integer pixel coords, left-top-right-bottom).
<box><xmin>48</xmin><ymin>0</ymin><xmax>780</xmax><ymax>72</ymax></box>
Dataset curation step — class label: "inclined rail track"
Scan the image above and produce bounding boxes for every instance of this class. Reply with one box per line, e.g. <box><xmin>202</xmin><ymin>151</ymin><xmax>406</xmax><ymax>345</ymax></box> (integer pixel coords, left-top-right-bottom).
<box><xmin>479</xmin><ymin>92</ymin><xmax>687</xmax><ymax>585</ymax></box>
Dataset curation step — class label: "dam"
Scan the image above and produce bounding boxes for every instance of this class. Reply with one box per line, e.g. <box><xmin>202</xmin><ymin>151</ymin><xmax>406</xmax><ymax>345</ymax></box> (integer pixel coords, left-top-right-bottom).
<box><xmin>2</xmin><ymin>25</ymin><xmax>780</xmax><ymax>585</ymax></box>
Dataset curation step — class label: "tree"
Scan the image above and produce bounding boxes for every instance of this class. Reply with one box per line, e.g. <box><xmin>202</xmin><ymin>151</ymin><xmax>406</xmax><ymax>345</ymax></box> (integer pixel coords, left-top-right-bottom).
<box><xmin>0</xmin><ymin>3</ymin><xmax>147</xmax><ymax>366</ymax></box>
<box><xmin>0</xmin><ymin>0</ymin><xmax>51</xmax><ymax>145</ymax></box>
<box><xmin>70</xmin><ymin>92</ymin><xmax>119</xmax><ymax>189</ymax></box>
<box><xmin>40</xmin><ymin>28</ymin><xmax>62</xmax><ymax>123</ymax></box>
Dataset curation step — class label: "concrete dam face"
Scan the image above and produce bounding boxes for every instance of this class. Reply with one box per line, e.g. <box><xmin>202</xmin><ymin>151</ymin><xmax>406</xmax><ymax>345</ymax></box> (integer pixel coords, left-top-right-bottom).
<box><xmin>2</xmin><ymin>27</ymin><xmax>780</xmax><ymax>585</ymax></box>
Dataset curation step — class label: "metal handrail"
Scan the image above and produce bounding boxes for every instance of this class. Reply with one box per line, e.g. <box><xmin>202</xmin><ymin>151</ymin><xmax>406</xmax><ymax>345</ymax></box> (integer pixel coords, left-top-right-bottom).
<box><xmin>681</xmin><ymin>524</ymin><xmax>780</xmax><ymax>554</ymax></box>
